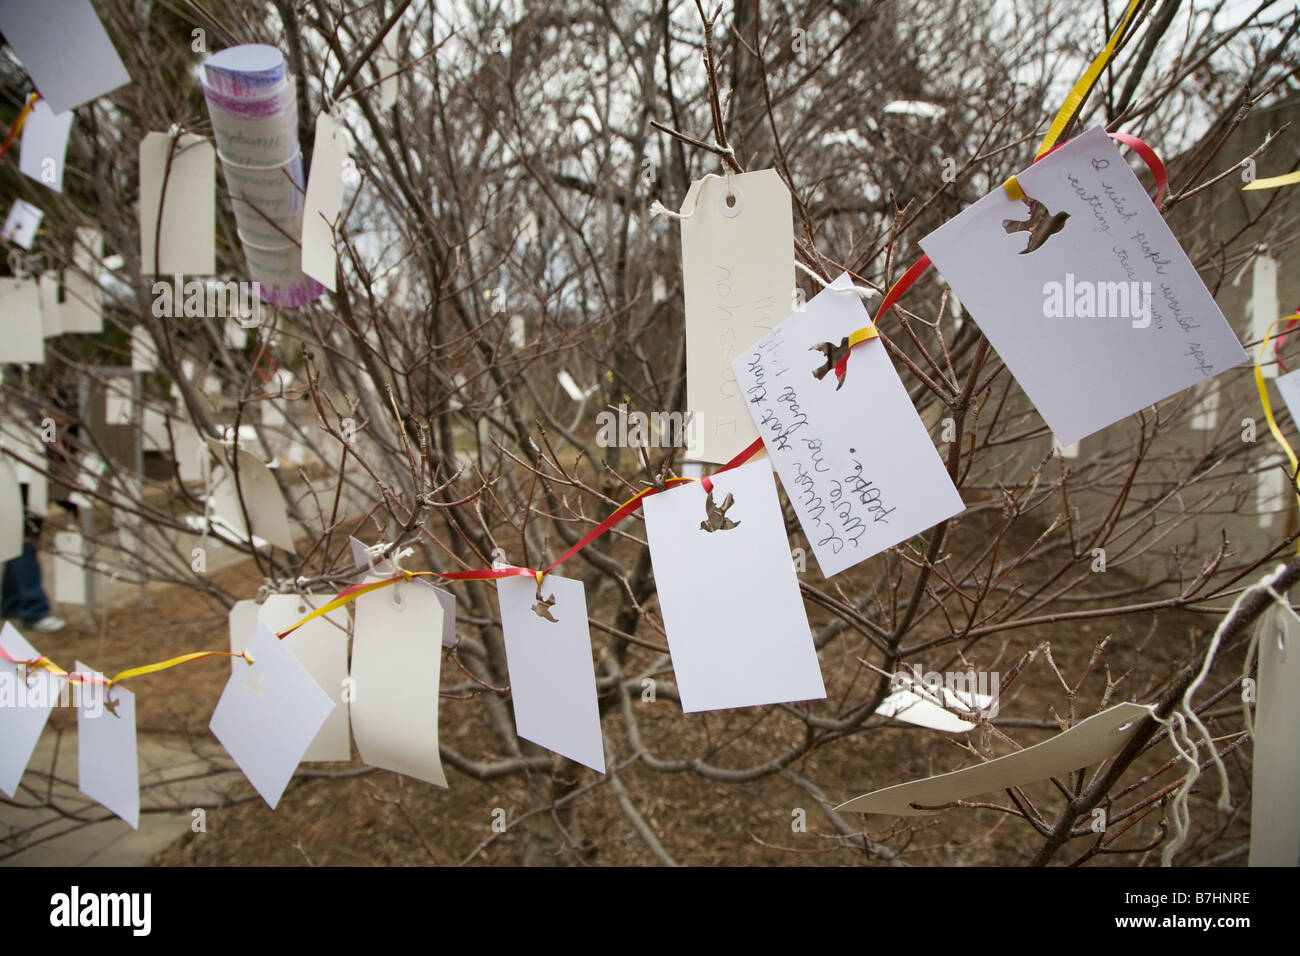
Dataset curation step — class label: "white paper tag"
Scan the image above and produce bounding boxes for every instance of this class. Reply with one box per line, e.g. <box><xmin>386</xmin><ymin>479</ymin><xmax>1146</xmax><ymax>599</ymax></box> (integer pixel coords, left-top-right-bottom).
<box><xmin>39</xmin><ymin>272</ymin><xmax>61</xmax><ymax>338</ymax></box>
<box><xmin>209</xmin><ymin>622</ymin><xmax>334</xmax><ymax>809</ymax></box>
<box><xmin>497</xmin><ymin>574</ymin><xmax>604</xmax><ymax>772</ymax></box>
<box><xmin>58</xmin><ymin>227</ymin><xmax>105</xmax><ymax>334</ymax></box>
<box><xmin>681</xmin><ymin>168</ymin><xmax>793</xmax><ymax>463</ymax></box>
<box><xmin>229</xmin><ymin>595</ymin><xmax>351</xmax><ymax>762</ymax></box>
<box><xmin>836</xmin><ymin>701</ymin><xmax>1152</xmax><ymax>815</ymax></box>
<box><xmin>0</xmin><ymin>278</ymin><xmax>44</xmax><ymax>364</ymax></box>
<box><xmin>350</xmin><ymin>578</ymin><xmax>447</xmax><ymax>787</ymax></box>
<box><xmin>74</xmin><ymin>662</ymin><xmax>139</xmax><ymax>829</ymax></box>
<box><xmin>0</xmin><ymin>461</ymin><xmax>24</xmax><ymax>563</ymax></box>
<box><xmin>206</xmin><ymin>439</ymin><xmax>295</xmax><ymax>551</ymax></box>
<box><xmin>643</xmin><ymin>460</ymin><xmax>825</xmax><ymax>712</ymax></box>
<box><xmin>302</xmin><ymin>112</ymin><xmax>347</xmax><ymax>291</ymax></box>
<box><xmin>139</xmin><ymin>132</ymin><xmax>216</xmax><ymax>276</ymax></box>
<box><xmin>19</xmin><ymin>99</ymin><xmax>74</xmax><ymax>192</ymax></box>
<box><xmin>1249</xmin><ymin>601</ymin><xmax>1300</xmax><ymax>866</ymax></box>
<box><xmin>920</xmin><ymin>126</ymin><xmax>1248</xmax><ymax>446</ymax></box>
<box><xmin>875</xmin><ymin>686</ymin><xmax>991</xmax><ymax>734</ymax></box>
<box><xmin>1</xmin><ymin>199</ymin><xmax>43</xmax><ymax>250</ymax></box>
<box><xmin>130</xmin><ymin>325</ymin><xmax>157</xmax><ymax>372</ymax></box>
<box><xmin>53</xmin><ymin>530</ymin><xmax>86</xmax><ymax>604</ymax></box>
<box><xmin>1250</xmin><ymin>254</ymin><xmax>1279</xmax><ymax>379</ymax></box>
<box><xmin>731</xmin><ymin>276</ymin><xmax>964</xmax><ymax>578</ymax></box>
<box><xmin>1275</xmin><ymin>369</ymin><xmax>1300</xmax><ymax>430</ymax></box>
<box><xmin>0</xmin><ymin>0</ymin><xmax>130</xmax><ymax>114</ymax></box>
<box><xmin>0</xmin><ymin>623</ymin><xmax>56</xmax><ymax>797</ymax></box>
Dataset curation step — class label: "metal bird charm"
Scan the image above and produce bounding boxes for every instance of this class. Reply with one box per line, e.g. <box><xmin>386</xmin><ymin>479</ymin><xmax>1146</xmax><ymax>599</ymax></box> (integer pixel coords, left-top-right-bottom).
<box><xmin>700</xmin><ymin>489</ymin><xmax>741</xmax><ymax>532</ymax></box>
<box><xmin>1002</xmin><ymin>198</ymin><xmax>1070</xmax><ymax>254</ymax></box>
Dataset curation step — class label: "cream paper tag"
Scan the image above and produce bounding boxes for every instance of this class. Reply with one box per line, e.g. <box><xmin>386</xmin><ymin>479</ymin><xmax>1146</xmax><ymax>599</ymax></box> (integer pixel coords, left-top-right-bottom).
<box><xmin>1249</xmin><ymin>600</ymin><xmax>1300</xmax><ymax>866</ymax></box>
<box><xmin>836</xmin><ymin>701</ymin><xmax>1152</xmax><ymax>815</ymax></box>
<box><xmin>681</xmin><ymin>168</ymin><xmax>792</xmax><ymax>463</ymax></box>
<box><xmin>139</xmin><ymin>131</ymin><xmax>216</xmax><ymax>276</ymax></box>
<box><xmin>302</xmin><ymin>112</ymin><xmax>347</xmax><ymax>291</ymax></box>
<box><xmin>350</xmin><ymin>577</ymin><xmax>448</xmax><ymax>787</ymax></box>
<box><xmin>0</xmin><ymin>278</ymin><xmax>44</xmax><ymax>364</ymax></box>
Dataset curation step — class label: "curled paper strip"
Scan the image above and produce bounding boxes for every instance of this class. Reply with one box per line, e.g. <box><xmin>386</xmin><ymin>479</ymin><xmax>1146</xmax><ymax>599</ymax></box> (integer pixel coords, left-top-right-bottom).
<box><xmin>836</xmin><ymin>702</ymin><xmax>1153</xmax><ymax>816</ymax></box>
<box><xmin>201</xmin><ymin>45</ymin><xmax>324</xmax><ymax>308</ymax></box>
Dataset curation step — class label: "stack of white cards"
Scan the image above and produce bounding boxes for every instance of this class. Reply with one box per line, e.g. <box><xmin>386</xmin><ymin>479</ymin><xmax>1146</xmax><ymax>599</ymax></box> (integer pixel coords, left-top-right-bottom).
<box><xmin>201</xmin><ymin>45</ymin><xmax>325</xmax><ymax>307</ymax></box>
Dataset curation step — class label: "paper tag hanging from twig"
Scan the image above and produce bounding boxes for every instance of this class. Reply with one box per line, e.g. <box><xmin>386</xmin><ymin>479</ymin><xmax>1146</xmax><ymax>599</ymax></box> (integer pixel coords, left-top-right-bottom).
<box><xmin>731</xmin><ymin>275</ymin><xmax>964</xmax><ymax>578</ymax></box>
<box><xmin>302</xmin><ymin>112</ymin><xmax>347</xmax><ymax>291</ymax></box>
<box><xmin>1249</xmin><ymin>600</ymin><xmax>1300</xmax><ymax>866</ymax></box>
<box><xmin>496</xmin><ymin>574</ymin><xmax>605</xmax><ymax>772</ymax></box>
<box><xmin>139</xmin><ymin>131</ymin><xmax>215</xmax><ymax>277</ymax></box>
<box><xmin>680</xmin><ymin>168</ymin><xmax>792</xmax><ymax>464</ymax></box>
<box><xmin>642</xmin><ymin>460</ymin><xmax>825</xmax><ymax>712</ymax></box>
<box><xmin>350</xmin><ymin>577</ymin><xmax>448</xmax><ymax>787</ymax></box>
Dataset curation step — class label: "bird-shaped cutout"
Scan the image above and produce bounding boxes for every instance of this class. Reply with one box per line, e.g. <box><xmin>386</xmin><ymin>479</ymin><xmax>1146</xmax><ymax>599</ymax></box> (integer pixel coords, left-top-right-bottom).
<box><xmin>811</xmin><ymin>337</ymin><xmax>852</xmax><ymax>390</ymax></box>
<box><xmin>1002</xmin><ymin>197</ymin><xmax>1070</xmax><ymax>254</ymax></box>
<box><xmin>531</xmin><ymin>592</ymin><xmax>559</xmax><ymax>623</ymax></box>
<box><xmin>103</xmin><ymin>691</ymin><xmax>121</xmax><ymax>719</ymax></box>
<box><xmin>700</xmin><ymin>489</ymin><xmax>741</xmax><ymax>532</ymax></box>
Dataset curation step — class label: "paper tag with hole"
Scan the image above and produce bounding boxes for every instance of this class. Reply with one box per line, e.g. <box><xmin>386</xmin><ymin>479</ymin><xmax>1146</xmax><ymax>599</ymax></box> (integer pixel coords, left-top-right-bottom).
<box><xmin>139</xmin><ymin>132</ymin><xmax>215</xmax><ymax>276</ymax></box>
<box><xmin>496</xmin><ymin>574</ymin><xmax>604</xmax><ymax>772</ymax></box>
<box><xmin>229</xmin><ymin>595</ymin><xmax>351</xmax><ymax>761</ymax></box>
<box><xmin>680</xmin><ymin>168</ymin><xmax>792</xmax><ymax>463</ymax></box>
<box><xmin>74</xmin><ymin>661</ymin><xmax>139</xmax><ymax>829</ymax></box>
<box><xmin>731</xmin><ymin>275</ymin><xmax>963</xmax><ymax>578</ymax></box>
<box><xmin>302</xmin><ymin>112</ymin><xmax>347</xmax><ymax>291</ymax></box>
<box><xmin>920</xmin><ymin>126</ymin><xmax>1247</xmax><ymax>447</ymax></box>
<box><xmin>642</xmin><ymin>460</ymin><xmax>824</xmax><ymax>712</ymax></box>
<box><xmin>209</xmin><ymin>622</ymin><xmax>334</xmax><ymax>809</ymax></box>
<box><xmin>350</xmin><ymin>577</ymin><xmax>447</xmax><ymax>787</ymax></box>
<box><xmin>836</xmin><ymin>701</ymin><xmax>1152</xmax><ymax>815</ymax></box>
<box><xmin>1249</xmin><ymin>600</ymin><xmax>1300</xmax><ymax>865</ymax></box>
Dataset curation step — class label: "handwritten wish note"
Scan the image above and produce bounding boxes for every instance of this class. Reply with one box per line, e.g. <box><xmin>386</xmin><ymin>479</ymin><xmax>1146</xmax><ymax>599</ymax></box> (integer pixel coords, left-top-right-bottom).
<box><xmin>731</xmin><ymin>278</ymin><xmax>964</xmax><ymax>578</ymax></box>
<box><xmin>681</xmin><ymin>169</ymin><xmax>792</xmax><ymax>463</ymax></box>
<box><xmin>920</xmin><ymin>126</ymin><xmax>1247</xmax><ymax>447</ymax></box>
<box><xmin>643</xmin><ymin>461</ymin><xmax>825</xmax><ymax>712</ymax></box>
<box><xmin>496</xmin><ymin>575</ymin><xmax>605</xmax><ymax>773</ymax></box>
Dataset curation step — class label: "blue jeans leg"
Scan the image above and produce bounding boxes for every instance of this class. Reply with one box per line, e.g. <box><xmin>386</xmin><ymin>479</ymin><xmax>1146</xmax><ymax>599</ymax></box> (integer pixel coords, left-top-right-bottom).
<box><xmin>2</xmin><ymin>539</ymin><xmax>51</xmax><ymax>625</ymax></box>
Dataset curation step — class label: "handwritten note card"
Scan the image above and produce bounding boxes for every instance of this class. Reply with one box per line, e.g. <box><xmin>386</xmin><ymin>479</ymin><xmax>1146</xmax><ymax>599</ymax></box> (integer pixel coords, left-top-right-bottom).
<box><xmin>920</xmin><ymin>126</ymin><xmax>1247</xmax><ymax>447</ymax></box>
<box><xmin>681</xmin><ymin>169</ymin><xmax>792</xmax><ymax>463</ymax></box>
<box><xmin>643</xmin><ymin>461</ymin><xmax>825</xmax><ymax>712</ymax></box>
<box><xmin>731</xmin><ymin>277</ymin><xmax>964</xmax><ymax>578</ymax></box>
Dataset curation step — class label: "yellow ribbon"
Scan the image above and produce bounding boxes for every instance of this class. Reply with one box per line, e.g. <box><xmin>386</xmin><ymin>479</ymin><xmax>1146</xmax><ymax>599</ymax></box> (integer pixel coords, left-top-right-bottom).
<box><xmin>1243</xmin><ymin>171</ymin><xmax>1300</xmax><ymax>192</ymax></box>
<box><xmin>1254</xmin><ymin>313</ymin><xmax>1300</xmax><ymax>550</ymax></box>
<box><xmin>1035</xmin><ymin>0</ymin><xmax>1146</xmax><ymax>159</ymax></box>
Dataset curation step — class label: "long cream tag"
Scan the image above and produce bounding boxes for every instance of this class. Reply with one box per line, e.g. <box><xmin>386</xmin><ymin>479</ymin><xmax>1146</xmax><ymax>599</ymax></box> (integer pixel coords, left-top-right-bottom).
<box><xmin>680</xmin><ymin>168</ymin><xmax>792</xmax><ymax>463</ymax></box>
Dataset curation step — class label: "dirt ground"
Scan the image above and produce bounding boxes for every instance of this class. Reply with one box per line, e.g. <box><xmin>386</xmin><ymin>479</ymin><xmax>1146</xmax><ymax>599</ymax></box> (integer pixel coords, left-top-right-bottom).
<box><xmin>31</xmin><ymin>512</ymin><xmax>1251</xmax><ymax>868</ymax></box>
